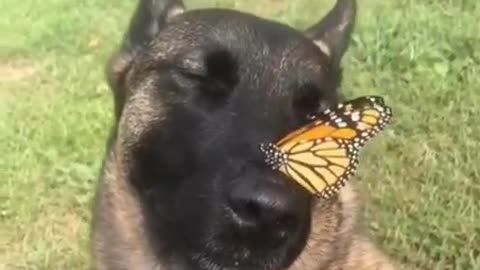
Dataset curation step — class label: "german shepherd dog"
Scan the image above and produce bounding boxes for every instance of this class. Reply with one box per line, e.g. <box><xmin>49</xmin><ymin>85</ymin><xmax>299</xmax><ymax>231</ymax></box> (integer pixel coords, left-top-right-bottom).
<box><xmin>92</xmin><ymin>0</ymin><xmax>397</xmax><ymax>269</ymax></box>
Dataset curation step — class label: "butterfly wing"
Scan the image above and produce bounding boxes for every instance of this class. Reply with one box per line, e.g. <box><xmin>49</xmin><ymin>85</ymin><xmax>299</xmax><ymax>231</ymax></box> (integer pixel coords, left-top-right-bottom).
<box><xmin>261</xmin><ymin>96</ymin><xmax>392</xmax><ymax>199</ymax></box>
<box><xmin>322</xmin><ymin>95</ymin><xmax>392</xmax><ymax>143</ymax></box>
<box><xmin>280</xmin><ymin>136</ymin><xmax>359</xmax><ymax>198</ymax></box>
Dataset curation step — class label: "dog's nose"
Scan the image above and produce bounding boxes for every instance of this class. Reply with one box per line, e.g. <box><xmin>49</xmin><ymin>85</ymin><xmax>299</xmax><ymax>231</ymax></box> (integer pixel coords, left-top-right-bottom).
<box><xmin>227</xmin><ymin>177</ymin><xmax>302</xmax><ymax>237</ymax></box>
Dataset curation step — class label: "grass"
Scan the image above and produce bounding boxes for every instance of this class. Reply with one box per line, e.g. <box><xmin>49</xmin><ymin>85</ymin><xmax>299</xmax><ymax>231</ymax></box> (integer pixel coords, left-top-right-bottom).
<box><xmin>1</xmin><ymin>0</ymin><xmax>479</xmax><ymax>269</ymax></box>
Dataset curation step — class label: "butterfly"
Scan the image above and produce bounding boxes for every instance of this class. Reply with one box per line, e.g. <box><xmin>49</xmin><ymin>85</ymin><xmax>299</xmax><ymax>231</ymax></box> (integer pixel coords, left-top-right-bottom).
<box><xmin>260</xmin><ymin>96</ymin><xmax>392</xmax><ymax>199</ymax></box>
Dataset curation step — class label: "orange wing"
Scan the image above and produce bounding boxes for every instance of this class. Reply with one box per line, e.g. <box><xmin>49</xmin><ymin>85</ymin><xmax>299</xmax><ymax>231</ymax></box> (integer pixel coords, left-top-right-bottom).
<box><xmin>260</xmin><ymin>96</ymin><xmax>392</xmax><ymax>199</ymax></box>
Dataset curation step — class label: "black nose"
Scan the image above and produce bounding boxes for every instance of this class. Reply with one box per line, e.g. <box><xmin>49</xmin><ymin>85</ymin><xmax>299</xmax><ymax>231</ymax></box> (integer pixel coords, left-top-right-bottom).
<box><xmin>227</xmin><ymin>176</ymin><xmax>303</xmax><ymax>237</ymax></box>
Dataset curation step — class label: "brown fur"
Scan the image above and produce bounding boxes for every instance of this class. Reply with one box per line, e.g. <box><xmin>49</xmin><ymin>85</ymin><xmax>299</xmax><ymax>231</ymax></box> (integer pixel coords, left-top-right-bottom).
<box><xmin>287</xmin><ymin>185</ymin><xmax>396</xmax><ymax>270</ymax></box>
<box><xmin>93</xmin><ymin>151</ymin><xmax>396</xmax><ymax>270</ymax></box>
<box><xmin>91</xmin><ymin>0</ymin><xmax>398</xmax><ymax>269</ymax></box>
<box><xmin>93</xmin><ymin>151</ymin><xmax>161</xmax><ymax>270</ymax></box>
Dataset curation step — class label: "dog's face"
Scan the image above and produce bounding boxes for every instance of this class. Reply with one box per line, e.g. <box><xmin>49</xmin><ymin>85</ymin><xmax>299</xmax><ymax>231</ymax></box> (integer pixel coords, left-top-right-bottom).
<box><xmin>107</xmin><ymin>1</ymin><xmax>356</xmax><ymax>269</ymax></box>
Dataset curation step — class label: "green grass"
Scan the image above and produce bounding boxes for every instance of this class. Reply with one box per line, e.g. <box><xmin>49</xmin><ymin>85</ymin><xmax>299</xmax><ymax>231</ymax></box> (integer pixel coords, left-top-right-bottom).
<box><xmin>1</xmin><ymin>0</ymin><xmax>479</xmax><ymax>269</ymax></box>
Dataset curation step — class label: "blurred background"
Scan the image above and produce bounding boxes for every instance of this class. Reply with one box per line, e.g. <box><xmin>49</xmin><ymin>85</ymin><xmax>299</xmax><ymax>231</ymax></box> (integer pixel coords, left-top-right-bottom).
<box><xmin>1</xmin><ymin>0</ymin><xmax>479</xmax><ymax>269</ymax></box>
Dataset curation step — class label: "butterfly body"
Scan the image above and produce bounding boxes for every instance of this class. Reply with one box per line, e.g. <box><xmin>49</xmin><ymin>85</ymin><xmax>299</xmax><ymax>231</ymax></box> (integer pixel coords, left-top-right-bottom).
<box><xmin>260</xmin><ymin>96</ymin><xmax>392</xmax><ymax>199</ymax></box>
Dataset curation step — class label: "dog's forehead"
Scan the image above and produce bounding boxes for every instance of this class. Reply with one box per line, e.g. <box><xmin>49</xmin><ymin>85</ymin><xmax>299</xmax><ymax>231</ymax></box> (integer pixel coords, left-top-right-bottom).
<box><xmin>182</xmin><ymin>9</ymin><xmax>300</xmax><ymax>40</ymax></box>
<box><xmin>159</xmin><ymin>9</ymin><xmax>328</xmax><ymax>64</ymax></box>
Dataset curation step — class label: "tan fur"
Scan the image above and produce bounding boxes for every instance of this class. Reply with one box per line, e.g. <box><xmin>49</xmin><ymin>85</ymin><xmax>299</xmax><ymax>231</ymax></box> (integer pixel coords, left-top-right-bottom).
<box><xmin>94</xmin><ymin>154</ymin><xmax>396</xmax><ymax>270</ymax></box>
<box><xmin>93</xmin><ymin>1</ymin><xmax>397</xmax><ymax>267</ymax></box>
<box><xmin>93</xmin><ymin>151</ymin><xmax>160</xmax><ymax>270</ymax></box>
<box><xmin>343</xmin><ymin>236</ymin><xmax>396</xmax><ymax>270</ymax></box>
<box><xmin>287</xmin><ymin>184</ymin><xmax>396</xmax><ymax>270</ymax></box>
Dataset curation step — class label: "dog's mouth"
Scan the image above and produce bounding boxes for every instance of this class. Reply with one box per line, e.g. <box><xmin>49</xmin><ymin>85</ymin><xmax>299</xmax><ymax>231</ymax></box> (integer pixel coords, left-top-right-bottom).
<box><xmin>191</xmin><ymin>248</ymin><xmax>288</xmax><ymax>270</ymax></box>
<box><xmin>188</xmin><ymin>224</ymin><xmax>303</xmax><ymax>270</ymax></box>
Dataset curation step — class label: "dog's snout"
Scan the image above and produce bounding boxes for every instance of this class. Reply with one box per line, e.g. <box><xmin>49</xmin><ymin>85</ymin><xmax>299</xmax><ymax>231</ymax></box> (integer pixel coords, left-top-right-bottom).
<box><xmin>227</xmin><ymin>176</ymin><xmax>301</xmax><ymax>238</ymax></box>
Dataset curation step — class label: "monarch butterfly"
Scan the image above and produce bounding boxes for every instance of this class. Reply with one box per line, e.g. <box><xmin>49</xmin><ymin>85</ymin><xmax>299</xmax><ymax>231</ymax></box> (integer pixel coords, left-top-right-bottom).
<box><xmin>260</xmin><ymin>96</ymin><xmax>392</xmax><ymax>199</ymax></box>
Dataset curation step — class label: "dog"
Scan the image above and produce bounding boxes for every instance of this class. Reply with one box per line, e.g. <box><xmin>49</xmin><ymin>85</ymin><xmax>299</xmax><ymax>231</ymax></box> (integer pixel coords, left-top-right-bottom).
<box><xmin>91</xmin><ymin>0</ymin><xmax>397</xmax><ymax>269</ymax></box>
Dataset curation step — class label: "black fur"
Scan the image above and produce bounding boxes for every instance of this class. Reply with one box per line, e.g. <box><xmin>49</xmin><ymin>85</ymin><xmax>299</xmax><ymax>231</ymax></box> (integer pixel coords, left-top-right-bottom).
<box><xmin>95</xmin><ymin>1</ymin><xmax>357</xmax><ymax>269</ymax></box>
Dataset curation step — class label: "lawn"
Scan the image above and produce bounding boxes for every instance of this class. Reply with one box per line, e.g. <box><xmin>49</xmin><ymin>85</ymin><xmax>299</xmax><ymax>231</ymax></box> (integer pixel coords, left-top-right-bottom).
<box><xmin>1</xmin><ymin>0</ymin><xmax>479</xmax><ymax>269</ymax></box>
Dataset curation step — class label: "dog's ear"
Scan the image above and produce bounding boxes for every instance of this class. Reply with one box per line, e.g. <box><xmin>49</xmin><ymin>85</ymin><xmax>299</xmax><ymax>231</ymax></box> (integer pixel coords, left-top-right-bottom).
<box><xmin>304</xmin><ymin>0</ymin><xmax>356</xmax><ymax>66</ymax></box>
<box><xmin>106</xmin><ymin>0</ymin><xmax>186</xmax><ymax>119</ymax></box>
<box><xmin>123</xmin><ymin>0</ymin><xmax>185</xmax><ymax>50</ymax></box>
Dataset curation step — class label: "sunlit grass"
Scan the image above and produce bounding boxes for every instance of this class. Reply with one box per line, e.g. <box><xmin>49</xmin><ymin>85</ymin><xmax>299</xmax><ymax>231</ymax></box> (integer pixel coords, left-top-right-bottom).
<box><xmin>1</xmin><ymin>0</ymin><xmax>479</xmax><ymax>269</ymax></box>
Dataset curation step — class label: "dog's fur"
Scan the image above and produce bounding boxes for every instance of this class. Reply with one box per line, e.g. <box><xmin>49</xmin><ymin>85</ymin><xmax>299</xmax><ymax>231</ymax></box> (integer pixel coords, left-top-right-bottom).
<box><xmin>91</xmin><ymin>0</ymin><xmax>397</xmax><ymax>269</ymax></box>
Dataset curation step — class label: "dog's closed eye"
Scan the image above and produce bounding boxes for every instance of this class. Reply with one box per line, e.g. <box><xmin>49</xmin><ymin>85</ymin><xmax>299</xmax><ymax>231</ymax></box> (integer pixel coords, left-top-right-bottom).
<box><xmin>176</xmin><ymin>49</ymin><xmax>207</xmax><ymax>78</ymax></box>
<box><xmin>175</xmin><ymin>48</ymin><xmax>238</xmax><ymax>99</ymax></box>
